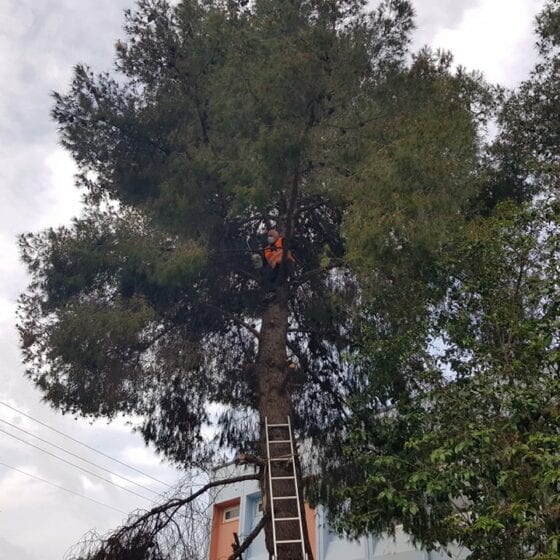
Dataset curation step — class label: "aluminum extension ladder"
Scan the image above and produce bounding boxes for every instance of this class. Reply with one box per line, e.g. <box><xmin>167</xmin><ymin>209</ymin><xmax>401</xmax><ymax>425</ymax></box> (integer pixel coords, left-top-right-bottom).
<box><xmin>265</xmin><ymin>416</ymin><xmax>308</xmax><ymax>560</ymax></box>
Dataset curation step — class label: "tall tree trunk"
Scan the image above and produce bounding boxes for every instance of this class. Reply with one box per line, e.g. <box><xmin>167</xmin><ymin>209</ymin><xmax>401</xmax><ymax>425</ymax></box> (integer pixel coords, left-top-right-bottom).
<box><xmin>257</xmin><ymin>291</ymin><xmax>291</xmax><ymax>426</ymax></box>
<box><xmin>256</xmin><ymin>288</ymin><xmax>314</xmax><ymax>560</ymax></box>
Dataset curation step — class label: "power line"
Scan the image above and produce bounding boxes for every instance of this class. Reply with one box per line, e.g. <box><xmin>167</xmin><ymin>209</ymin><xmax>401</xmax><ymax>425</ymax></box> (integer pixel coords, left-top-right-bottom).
<box><xmin>0</xmin><ymin>400</ymin><xmax>173</xmax><ymax>488</ymax></box>
<box><xmin>0</xmin><ymin>426</ymin><xmax>152</xmax><ymax>502</ymax></box>
<box><xmin>0</xmin><ymin>461</ymin><xmax>128</xmax><ymax>515</ymax></box>
<box><xmin>0</xmin><ymin>417</ymin><xmax>161</xmax><ymax>497</ymax></box>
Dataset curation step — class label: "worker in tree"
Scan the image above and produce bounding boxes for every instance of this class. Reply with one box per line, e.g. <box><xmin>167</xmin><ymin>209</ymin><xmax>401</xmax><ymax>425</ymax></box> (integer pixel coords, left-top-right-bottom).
<box><xmin>261</xmin><ymin>229</ymin><xmax>295</xmax><ymax>290</ymax></box>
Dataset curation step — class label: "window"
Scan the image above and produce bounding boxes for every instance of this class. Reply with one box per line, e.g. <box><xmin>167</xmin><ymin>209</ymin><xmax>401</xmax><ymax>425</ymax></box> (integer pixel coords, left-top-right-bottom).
<box><xmin>255</xmin><ymin>499</ymin><xmax>263</xmax><ymax>516</ymax></box>
<box><xmin>223</xmin><ymin>505</ymin><xmax>240</xmax><ymax>522</ymax></box>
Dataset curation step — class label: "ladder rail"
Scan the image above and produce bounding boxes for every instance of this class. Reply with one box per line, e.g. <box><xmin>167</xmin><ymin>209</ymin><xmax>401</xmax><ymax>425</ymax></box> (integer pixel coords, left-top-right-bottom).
<box><xmin>287</xmin><ymin>416</ymin><xmax>307</xmax><ymax>560</ymax></box>
<box><xmin>265</xmin><ymin>417</ymin><xmax>280</xmax><ymax>560</ymax></box>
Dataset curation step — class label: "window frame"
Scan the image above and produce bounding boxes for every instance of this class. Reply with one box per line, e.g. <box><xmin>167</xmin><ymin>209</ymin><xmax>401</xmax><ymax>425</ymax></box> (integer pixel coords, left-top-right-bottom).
<box><xmin>222</xmin><ymin>505</ymin><xmax>240</xmax><ymax>523</ymax></box>
<box><xmin>255</xmin><ymin>498</ymin><xmax>263</xmax><ymax>516</ymax></box>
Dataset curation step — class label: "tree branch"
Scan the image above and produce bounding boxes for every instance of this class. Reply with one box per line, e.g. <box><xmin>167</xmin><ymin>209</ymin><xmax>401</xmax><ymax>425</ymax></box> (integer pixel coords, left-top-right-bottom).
<box><xmin>292</xmin><ymin>259</ymin><xmax>347</xmax><ymax>287</ymax></box>
<box><xmin>202</xmin><ymin>303</ymin><xmax>261</xmax><ymax>339</ymax></box>
<box><xmin>296</xmin><ymin>199</ymin><xmax>329</xmax><ymax>217</ymax></box>
<box><xmin>238</xmin><ymin>452</ymin><xmax>265</xmax><ymax>467</ymax></box>
<box><xmin>115</xmin><ymin>473</ymin><xmax>259</xmax><ymax>538</ymax></box>
<box><xmin>227</xmin><ymin>515</ymin><xmax>267</xmax><ymax>560</ymax></box>
<box><xmin>285</xmin><ymin>166</ymin><xmax>301</xmax><ymax>243</ymax></box>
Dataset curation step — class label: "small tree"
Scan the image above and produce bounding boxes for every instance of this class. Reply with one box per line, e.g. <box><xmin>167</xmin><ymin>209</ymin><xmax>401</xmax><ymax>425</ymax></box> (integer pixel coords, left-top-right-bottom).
<box><xmin>331</xmin><ymin>200</ymin><xmax>560</xmax><ymax>560</ymax></box>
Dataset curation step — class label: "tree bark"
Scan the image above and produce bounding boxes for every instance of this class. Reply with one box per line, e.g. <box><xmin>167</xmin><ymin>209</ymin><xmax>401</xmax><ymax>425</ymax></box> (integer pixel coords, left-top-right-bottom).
<box><xmin>257</xmin><ymin>289</ymin><xmax>290</xmax><ymax>558</ymax></box>
<box><xmin>256</xmin><ymin>287</ymin><xmax>314</xmax><ymax>560</ymax></box>
<box><xmin>257</xmin><ymin>292</ymin><xmax>291</xmax><ymax>425</ymax></box>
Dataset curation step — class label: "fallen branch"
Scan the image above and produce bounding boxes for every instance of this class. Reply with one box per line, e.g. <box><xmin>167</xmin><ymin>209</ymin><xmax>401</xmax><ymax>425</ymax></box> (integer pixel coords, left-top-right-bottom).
<box><xmin>69</xmin><ymin>472</ymin><xmax>260</xmax><ymax>559</ymax></box>
<box><xmin>228</xmin><ymin>515</ymin><xmax>267</xmax><ymax>560</ymax></box>
<box><xmin>119</xmin><ymin>472</ymin><xmax>260</xmax><ymax>536</ymax></box>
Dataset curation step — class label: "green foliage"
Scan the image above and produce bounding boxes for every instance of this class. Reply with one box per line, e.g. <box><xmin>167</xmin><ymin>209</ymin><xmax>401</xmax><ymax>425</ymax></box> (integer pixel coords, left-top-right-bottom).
<box><xmin>345</xmin><ymin>49</ymin><xmax>488</xmax><ymax>270</ymax></box>
<box><xmin>310</xmin><ymin>5</ymin><xmax>560</xmax><ymax>557</ymax></box>
<box><xmin>339</xmin><ymin>51</ymin><xmax>494</xmax><ymax>408</ymax></box>
<box><xmin>323</xmin><ymin>200</ymin><xmax>560</xmax><ymax>559</ymax></box>
<box><xmin>20</xmin><ymin>0</ymin><xmax>420</xmax><ymax>465</ymax></box>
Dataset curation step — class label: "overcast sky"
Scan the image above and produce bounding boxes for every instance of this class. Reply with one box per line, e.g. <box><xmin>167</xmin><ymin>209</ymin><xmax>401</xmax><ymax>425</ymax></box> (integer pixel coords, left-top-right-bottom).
<box><xmin>0</xmin><ymin>0</ymin><xmax>546</xmax><ymax>558</ymax></box>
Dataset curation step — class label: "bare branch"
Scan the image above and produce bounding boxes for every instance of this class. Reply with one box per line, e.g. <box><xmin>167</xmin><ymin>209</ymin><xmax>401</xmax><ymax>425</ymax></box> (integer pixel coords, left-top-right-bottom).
<box><xmin>238</xmin><ymin>452</ymin><xmax>266</xmax><ymax>467</ymax></box>
<box><xmin>227</xmin><ymin>515</ymin><xmax>267</xmax><ymax>560</ymax></box>
<box><xmin>202</xmin><ymin>303</ymin><xmax>261</xmax><ymax>339</ymax></box>
<box><xmin>69</xmin><ymin>473</ymin><xmax>260</xmax><ymax>560</ymax></box>
<box><xmin>125</xmin><ymin>473</ymin><xmax>259</xmax><ymax>533</ymax></box>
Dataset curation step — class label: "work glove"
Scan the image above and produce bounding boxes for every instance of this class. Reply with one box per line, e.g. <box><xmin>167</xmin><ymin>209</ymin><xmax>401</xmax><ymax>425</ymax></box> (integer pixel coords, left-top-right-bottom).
<box><xmin>251</xmin><ymin>254</ymin><xmax>263</xmax><ymax>269</ymax></box>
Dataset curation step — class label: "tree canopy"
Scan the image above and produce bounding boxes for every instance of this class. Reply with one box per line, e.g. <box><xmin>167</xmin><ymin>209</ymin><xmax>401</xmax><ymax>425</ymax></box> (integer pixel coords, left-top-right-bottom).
<box><xmin>18</xmin><ymin>0</ymin><xmax>459</xmax><ymax>466</ymax></box>
<box><xmin>326</xmin><ymin>199</ymin><xmax>560</xmax><ymax>559</ymax></box>
<box><xmin>319</xmin><ymin>2</ymin><xmax>560</xmax><ymax>558</ymax></box>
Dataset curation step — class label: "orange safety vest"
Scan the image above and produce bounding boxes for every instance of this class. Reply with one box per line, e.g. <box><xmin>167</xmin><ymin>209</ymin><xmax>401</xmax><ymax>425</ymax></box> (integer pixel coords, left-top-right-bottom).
<box><xmin>263</xmin><ymin>237</ymin><xmax>294</xmax><ymax>268</ymax></box>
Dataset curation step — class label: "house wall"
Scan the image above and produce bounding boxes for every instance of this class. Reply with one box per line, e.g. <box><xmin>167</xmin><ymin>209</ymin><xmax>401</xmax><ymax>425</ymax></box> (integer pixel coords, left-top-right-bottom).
<box><xmin>208</xmin><ymin>464</ymin><xmax>469</xmax><ymax>560</ymax></box>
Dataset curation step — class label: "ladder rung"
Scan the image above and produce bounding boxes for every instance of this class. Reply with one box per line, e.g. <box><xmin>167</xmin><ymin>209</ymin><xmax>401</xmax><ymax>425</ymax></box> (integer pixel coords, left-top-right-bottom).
<box><xmin>271</xmin><ymin>476</ymin><xmax>295</xmax><ymax>480</ymax></box>
<box><xmin>273</xmin><ymin>496</ymin><xmax>297</xmax><ymax>500</ymax></box>
<box><xmin>267</xmin><ymin>423</ymin><xmax>290</xmax><ymax>428</ymax></box>
<box><xmin>275</xmin><ymin>517</ymin><xmax>300</xmax><ymax>522</ymax></box>
<box><xmin>277</xmin><ymin>539</ymin><xmax>302</xmax><ymax>544</ymax></box>
<box><xmin>269</xmin><ymin>440</ymin><xmax>291</xmax><ymax>444</ymax></box>
<box><xmin>270</xmin><ymin>457</ymin><xmax>293</xmax><ymax>461</ymax></box>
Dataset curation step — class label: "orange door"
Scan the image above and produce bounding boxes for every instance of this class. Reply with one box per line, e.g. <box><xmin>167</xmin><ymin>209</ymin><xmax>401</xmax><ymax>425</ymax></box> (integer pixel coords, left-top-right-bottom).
<box><xmin>208</xmin><ymin>499</ymin><xmax>241</xmax><ymax>560</ymax></box>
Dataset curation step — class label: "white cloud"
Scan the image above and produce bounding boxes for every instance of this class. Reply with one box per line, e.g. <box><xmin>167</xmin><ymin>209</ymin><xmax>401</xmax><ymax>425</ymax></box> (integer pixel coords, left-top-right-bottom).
<box><xmin>0</xmin><ymin>537</ymin><xmax>37</xmax><ymax>560</ymax></box>
<box><xmin>0</xmin><ymin>398</ymin><xmax>39</xmax><ymax>432</ymax></box>
<box><xmin>429</xmin><ymin>0</ymin><xmax>545</xmax><ymax>85</ymax></box>
<box><xmin>410</xmin><ymin>0</ymin><xmax>480</xmax><ymax>48</ymax></box>
<box><xmin>0</xmin><ymin>297</ymin><xmax>17</xmax><ymax>326</ymax></box>
<box><xmin>79</xmin><ymin>473</ymin><xmax>106</xmax><ymax>494</ymax></box>
<box><xmin>0</xmin><ymin>3</ymin><xmax>35</xmax><ymax>41</ymax></box>
<box><xmin>0</xmin><ymin>465</ymin><xmax>50</xmax><ymax>507</ymax></box>
<box><xmin>42</xmin><ymin>148</ymin><xmax>82</xmax><ymax>228</ymax></box>
<box><xmin>122</xmin><ymin>444</ymin><xmax>168</xmax><ymax>468</ymax></box>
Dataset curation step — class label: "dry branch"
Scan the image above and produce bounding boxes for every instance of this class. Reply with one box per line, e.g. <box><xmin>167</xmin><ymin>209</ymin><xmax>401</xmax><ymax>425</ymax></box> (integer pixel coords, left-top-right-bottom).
<box><xmin>68</xmin><ymin>472</ymin><xmax>260</xmax><ymax>560</ymax></box>
<box><xmin>228</xmin><ymin>515</ymin><xmax>267</xmax><ymax>560</ymax></box>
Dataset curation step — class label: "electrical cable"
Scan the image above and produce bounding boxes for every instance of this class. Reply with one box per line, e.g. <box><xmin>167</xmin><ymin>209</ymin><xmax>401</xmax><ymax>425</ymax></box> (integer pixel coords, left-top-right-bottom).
<box><xmin>0</xmin><ymin>400</ymin><xmax>173</xmax><ymax>488</ymax></box>
<box><xmin>0</xmin><ymin>461</ymin><xmax>128</xmax><ymax>515</ymax></box>
<box><xmin>0</xmin><ymin>417</ymin><xmax>161</xmax><ymax>497</ymax></box>
<box><xmin>0</xmin><ymin>426</ymin><xmax>152</xmax><ymax>502</ymax></box>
